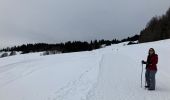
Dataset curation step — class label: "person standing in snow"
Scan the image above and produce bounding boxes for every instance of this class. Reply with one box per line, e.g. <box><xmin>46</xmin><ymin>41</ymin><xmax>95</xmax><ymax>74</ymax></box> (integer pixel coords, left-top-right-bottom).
<box><xmin>142</xmin><ymin>48</ymin><xmax>158</xmax><ymax>90</ymax></box>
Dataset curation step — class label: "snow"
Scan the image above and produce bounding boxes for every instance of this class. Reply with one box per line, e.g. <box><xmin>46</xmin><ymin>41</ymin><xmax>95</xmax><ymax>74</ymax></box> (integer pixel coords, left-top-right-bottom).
<box><xmin>0</xmin><ymin>39</ymin><xmax>170</xmax><ymax>100</ymax></box>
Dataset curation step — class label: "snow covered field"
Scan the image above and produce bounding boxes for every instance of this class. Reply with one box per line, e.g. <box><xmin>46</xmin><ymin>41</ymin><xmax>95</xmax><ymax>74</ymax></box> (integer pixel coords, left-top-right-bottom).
<box><xmin>0</xmin><ymin>39</ymin><xmax>170</xmax><ymax>100</ymax></box>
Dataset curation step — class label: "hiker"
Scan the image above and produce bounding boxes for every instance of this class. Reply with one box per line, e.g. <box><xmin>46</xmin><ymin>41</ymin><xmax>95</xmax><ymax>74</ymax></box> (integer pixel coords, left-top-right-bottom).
<box><xmin>142</xmin><ymin>48</ymin><xmax>158</xmax><ymax>90</ymax></box>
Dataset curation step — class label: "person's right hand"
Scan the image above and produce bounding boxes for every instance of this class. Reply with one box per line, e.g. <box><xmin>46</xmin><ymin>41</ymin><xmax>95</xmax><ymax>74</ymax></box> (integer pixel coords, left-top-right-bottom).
<box><xmin>142</xmin><ymin>60</ymin><xmax>146</xmax><ymax>64</ymax></box>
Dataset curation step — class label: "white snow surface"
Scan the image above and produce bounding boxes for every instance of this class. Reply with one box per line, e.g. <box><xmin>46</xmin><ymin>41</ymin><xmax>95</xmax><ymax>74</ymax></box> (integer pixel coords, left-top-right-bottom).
<box><xmin>0</xmin><ymin>39</ymin><xmax>170</xmax><ymax>100</ymax></box>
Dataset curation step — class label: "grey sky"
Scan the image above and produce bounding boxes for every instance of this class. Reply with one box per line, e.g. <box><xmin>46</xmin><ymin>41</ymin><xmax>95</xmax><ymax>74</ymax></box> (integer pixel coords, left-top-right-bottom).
<box><xmin>0</xmin><ymin>0</ymin><xmax>170</xmax><ymax>48</ymax></box>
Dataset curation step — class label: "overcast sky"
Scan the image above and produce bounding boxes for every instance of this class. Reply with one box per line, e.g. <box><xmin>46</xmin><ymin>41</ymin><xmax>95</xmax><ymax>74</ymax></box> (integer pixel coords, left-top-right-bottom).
<box><xmin>0</xmin><ymin>0</ymin><xmax>170</xmax><ymax>48</ymax></box>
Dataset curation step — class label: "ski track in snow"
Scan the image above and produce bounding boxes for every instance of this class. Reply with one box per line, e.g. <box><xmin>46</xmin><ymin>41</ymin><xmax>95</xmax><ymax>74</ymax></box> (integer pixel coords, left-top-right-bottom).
<box><xmin>0</xmin><ymin>58</ymin><xmax>44</xmax><ymax>88</ymax></box>
<box><xmin>49</xmin><ymin>68</ymin><xmax>92</xmax><ymax>100</ymax></box>
<box><xmin>47</xmin><ymin>54</ymin><xmax>101</xmax><ymax>100</ymax></box>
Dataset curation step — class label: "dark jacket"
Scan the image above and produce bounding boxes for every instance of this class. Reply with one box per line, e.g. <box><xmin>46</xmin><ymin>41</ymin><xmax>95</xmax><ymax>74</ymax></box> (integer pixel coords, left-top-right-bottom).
<box><xmin>146</xmin><ymin>54</ymin><xmax>158</xmax><ymax>70</ymax></box>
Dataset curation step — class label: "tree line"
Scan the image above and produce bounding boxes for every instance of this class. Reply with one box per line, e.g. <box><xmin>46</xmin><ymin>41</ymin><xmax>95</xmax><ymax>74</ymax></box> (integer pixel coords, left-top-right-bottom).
<box><xmin>0</xmin><ymin>35</ymin><xmax>139</xmax><ymax>54</ymax></box>
<box><xmin>139</xmin><ymin>8</ymin><xmax>170</xmax><ymax>43</ymax></box>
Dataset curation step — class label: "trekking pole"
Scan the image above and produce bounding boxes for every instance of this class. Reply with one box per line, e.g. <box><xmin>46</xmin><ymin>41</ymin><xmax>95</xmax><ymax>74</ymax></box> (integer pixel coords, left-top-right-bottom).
<box><xmin>141</xmin><ymin>63</ymin><xmax>143</xmax><ymax>88</ymax></box>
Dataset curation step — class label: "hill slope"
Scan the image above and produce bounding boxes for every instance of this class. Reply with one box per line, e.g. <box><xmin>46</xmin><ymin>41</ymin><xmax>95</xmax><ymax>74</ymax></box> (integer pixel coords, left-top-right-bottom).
<box><xmin>0</xmin><ymin>39</ymin><xmax>170</xmax><ymax>100</ymax></box>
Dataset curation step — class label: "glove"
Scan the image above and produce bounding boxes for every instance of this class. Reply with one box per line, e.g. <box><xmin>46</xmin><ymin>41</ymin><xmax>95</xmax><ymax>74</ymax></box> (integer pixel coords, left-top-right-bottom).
<box><xmin>142</xmin><ymin>60</ymin><xmax>146</xmax><ymax>64</ymax></box>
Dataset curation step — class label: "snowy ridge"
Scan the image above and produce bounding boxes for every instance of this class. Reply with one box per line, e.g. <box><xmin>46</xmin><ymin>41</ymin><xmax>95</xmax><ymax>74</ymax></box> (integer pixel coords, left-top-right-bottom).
<box><xmin>0</xmin><ymin>39</ymin><xmax>170</xmax><ymax>100</ymax></box>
